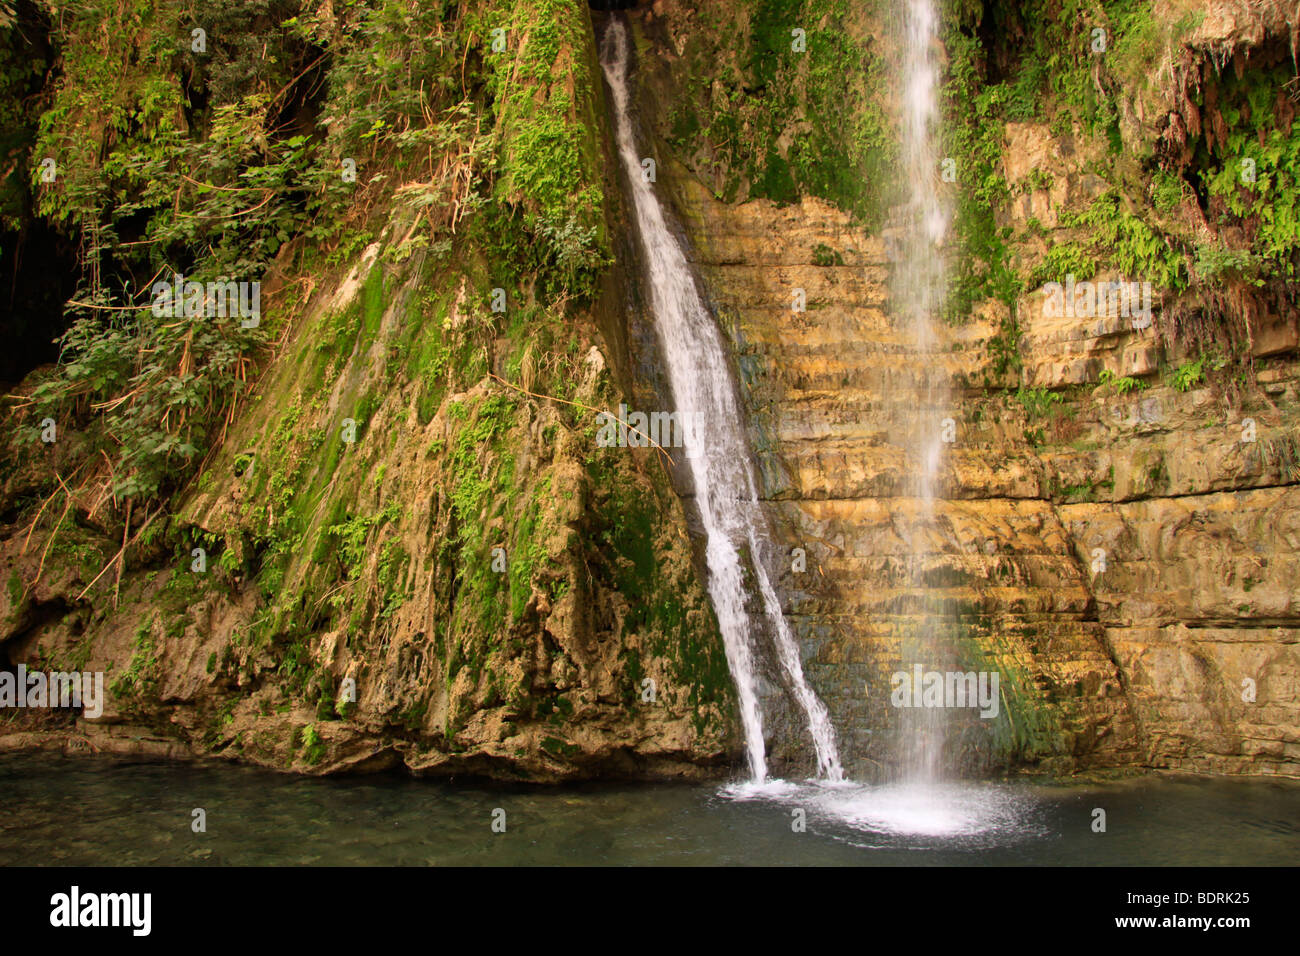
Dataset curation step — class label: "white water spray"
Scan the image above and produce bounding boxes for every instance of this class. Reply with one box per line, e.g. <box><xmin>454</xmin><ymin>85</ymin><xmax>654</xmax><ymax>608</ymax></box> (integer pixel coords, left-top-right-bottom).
<box><xmin>599</xmin><ymin>18</ymin><xmax>842</xmax><ymax>784</ymax></box>
<box><xmin>897</xmin><ymin>0</ymin><xmax>952</xmax><ymax>783</ymax></box>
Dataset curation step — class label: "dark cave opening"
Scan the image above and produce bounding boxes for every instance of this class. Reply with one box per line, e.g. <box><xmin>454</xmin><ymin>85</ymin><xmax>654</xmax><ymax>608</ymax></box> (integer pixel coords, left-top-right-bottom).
<box><xmin>970</xmin><ymin>0</ymin><xmax>1029</xmax><ymax>88</ymax></box>
<box><xmin>269</xmin><ymin>41</ymin><xmax>332</xmax><ymax>142</ymax></box>
<box><xmin>0</xmin><ymin>220</ymin><xmax>80</xmax><ymax>389</ymax></box>
<box><xmin>0</xmin><ymin>0</ymin><xmax>79</xmax><ymax>390</ymax></box>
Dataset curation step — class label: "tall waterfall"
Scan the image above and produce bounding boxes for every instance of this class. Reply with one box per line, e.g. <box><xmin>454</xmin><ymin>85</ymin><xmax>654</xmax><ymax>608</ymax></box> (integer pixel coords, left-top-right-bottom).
<box><xmin>599</xmin><ymin>18</ymin><xmax>842</xmax><ymax>784</ymax></box>
<box><xmin>896</xmin><ymin>0</ymin><xmax>951</xmax><ymax>783</ymax></box>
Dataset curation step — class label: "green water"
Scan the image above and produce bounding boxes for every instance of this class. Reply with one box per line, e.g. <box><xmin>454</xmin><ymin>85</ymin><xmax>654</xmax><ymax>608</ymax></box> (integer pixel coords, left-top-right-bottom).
<box><xmin>2</xmin><ymin>753</ymin><xmax>1296</xmax><ymax>865</ymax></box>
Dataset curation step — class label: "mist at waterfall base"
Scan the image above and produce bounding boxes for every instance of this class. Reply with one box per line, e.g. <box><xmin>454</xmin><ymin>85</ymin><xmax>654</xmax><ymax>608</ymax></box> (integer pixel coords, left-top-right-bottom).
<box><xmin>598</xmin><ymin>10</ymin><xmax>1008</xmax><ymax>840</ymax></box>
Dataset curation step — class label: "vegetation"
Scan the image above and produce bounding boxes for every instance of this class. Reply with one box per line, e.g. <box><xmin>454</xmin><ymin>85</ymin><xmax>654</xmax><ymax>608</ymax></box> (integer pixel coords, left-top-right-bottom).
<box><xmin>1098</xmin><ymin>368</ymin><xmax>1146</xmax><ymax>394</ymax></box>
<box><xmin>941</xmin><ymin>0</ymin><xmax>1297</xmax><ymax>381</ymax></box>
<box><xmin>7</xmin><ymin>0</ymin><xmax>612</xmax><ymax>517</ymax></box>
<box><xmin>1014</xmin><ymin>386</ymin><xmax>1064</xmax><ymax>419</ymax></box>
<box><xmin>3</xmin><ymin>0</ymin><xmax>1292</xmax><ymax>780</ymax></box>
<box><xmin>0</xmin><ymin>0</ymin><xmax>743</xmax><ymax>769</ymax></box>
<box><xmin>666</xmin><ymin>0</ymin><xmax>896</xmax><ymax>227</ymax></box>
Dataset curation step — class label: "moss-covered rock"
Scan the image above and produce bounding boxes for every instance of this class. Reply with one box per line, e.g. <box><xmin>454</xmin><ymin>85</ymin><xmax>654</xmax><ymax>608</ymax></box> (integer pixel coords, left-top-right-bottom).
<box><xmin>0</xmin><ymin>0</ymin><xmax>735</xmax><ymax>781</ymax></box>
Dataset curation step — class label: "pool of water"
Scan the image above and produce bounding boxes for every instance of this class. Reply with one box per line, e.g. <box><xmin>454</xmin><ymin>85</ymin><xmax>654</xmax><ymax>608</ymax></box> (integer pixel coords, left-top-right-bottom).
<box><xmin>3</xmin><ymin>753</ymin><xmax>1296</xmax><ymax>865</ymax></box>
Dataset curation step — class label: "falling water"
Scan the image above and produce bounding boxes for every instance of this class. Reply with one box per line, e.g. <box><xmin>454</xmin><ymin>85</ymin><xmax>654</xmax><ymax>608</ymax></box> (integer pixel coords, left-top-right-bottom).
<box><xmin>599</xmin><ymin>18</ymin><xmax>842</xmax><ymax>784</ymax></box>
<box><xmin>896</xmin><ymin>0</ymin><xmax>951</xmax><ymax>784</ymax></box>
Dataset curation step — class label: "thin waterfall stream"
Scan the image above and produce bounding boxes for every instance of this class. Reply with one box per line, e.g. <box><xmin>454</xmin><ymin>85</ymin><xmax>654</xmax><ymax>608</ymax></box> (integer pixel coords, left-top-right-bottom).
<box><xmin>897</xmin><ymin>0</ymin><xmax>952</xmax><ymax>785</ymax></box>
<box><xmin>599</xmin><ymin>18</ymin><xmax>842</xmax><ymax>784</ymax></box>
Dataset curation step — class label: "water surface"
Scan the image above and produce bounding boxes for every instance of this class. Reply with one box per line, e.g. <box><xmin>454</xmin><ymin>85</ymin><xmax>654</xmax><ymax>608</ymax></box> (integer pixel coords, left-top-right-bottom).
<box><xmin>3</xmin><ymin>753</ymin><xmax>1296</xmax><ymax>865</ymax></box>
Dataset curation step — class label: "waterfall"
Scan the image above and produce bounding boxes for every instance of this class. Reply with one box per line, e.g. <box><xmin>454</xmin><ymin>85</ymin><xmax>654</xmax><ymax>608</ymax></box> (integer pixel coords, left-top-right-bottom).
<box><xmin>598</xmin><ymin>18</ymin><xmax>842</xmax><ymax>784</ymax></box>
<box><xmin>896</xmin><ymin>0</ymin><xmax>951</xmax><ymax>783</ymax></box>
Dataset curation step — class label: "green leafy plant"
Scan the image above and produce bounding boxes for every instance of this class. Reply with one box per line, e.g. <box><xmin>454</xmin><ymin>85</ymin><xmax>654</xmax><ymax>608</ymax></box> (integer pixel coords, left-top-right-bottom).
<box><xmin>1015</xmin><ymin>386</ymin><xmax>1065</xmax><ymax>418</ymax></box>
<box><xmin>1169</xmin><ymin>357</ymin><xmax>1205</xmax><ymax>392</ymax></box>
<box><xmin>1168</xmin><ymin>353</ymin><xmax>1225</xmax><ymax>391</ymax></box>
<box><xmin>299</xmin><ymin>722</ymin><xmax>325</xmax><ymax>765</ymax></box>
<box><xmin>1099</xmin><ymin>368</ymin><xmax>1146</xmax><ymax>394</ymax></box>
<box><xmin>1193</xmin><ymin>244</ymin><xmax>1264</xmax><ymax>286</ymax></box>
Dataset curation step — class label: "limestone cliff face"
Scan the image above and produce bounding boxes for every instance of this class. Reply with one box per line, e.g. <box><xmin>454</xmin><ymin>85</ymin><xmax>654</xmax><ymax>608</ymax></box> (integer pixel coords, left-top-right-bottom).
<box><xmin>632</xmin><ymin>0</ymin><xmax>1300</xmax><ymax>778</ymax></box>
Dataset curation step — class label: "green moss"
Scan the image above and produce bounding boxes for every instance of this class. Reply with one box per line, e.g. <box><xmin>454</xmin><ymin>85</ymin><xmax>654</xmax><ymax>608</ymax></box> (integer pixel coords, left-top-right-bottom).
<box><xmin>811</xmin><ymin>243</ymin><xmax>843</xmax><ymax>267</ymax></box>
<box><xmin>743</xmin><ymin>0</ymin><xmax>801</xmax><ymax>90</ymax></box>
<box><xmin>404</xmin><ymin>289</ymin><xmax>452</xmax><ymax>425</ymax></box>
<box><xmin>540</xmin><ymin>735</ymin><xmax>580</xmax><ymax>757</ymax></box>
<box><xmin>110</xmin><ymin>618</ymin><xmax>159</xmax><ymax>700</ymax></box>
<box><xmin>666</xmin><ymin>0</ymin><xmax>894</xmax><ymax>225</ymax></box>
<box><xmin>954</xmin><ymin>612</ymin><xmax>1070</xmax><ymax>767</ymax></box>
<box><xmin>448</xmin><ymin>393</ymin><xmax>517</xmax><ymax>536</ymax></box>
<box><xmin>434</xmin><ymin>391</ymin><xmax>532</xmax><ymax>688</ymax></box>
<box><xmin>507</xmin><ymin>483</ymin><xmax>546</xmax><ymax>622</ymax></box>
<box><xmin>5</xmin><ymin>570</ymin><xmax>27</xmax><ymax>622</ymax></box>
<box><xmin>477</xmin><ymin>0</ymin><xmax>610</xmax><ymax>299</ymax></box>
<box><xmin>400</xmin><ymin>700</ymin><xmax>428</xmax><ymax>731</ymax></box>
<box><xmin>298</xmin><ymin>723</ymin><xmax>326</xmax><ymax>766</ymax></box>
<box><xmin>755</xmin><ymin>149</ymin><xmax>799</xmax><ymax>204</ymax></box>
<box><xmin>359</xmin><ymin>264</ymin><xmax>387</xmax><ymax>339</ymax></box>
<box><xmin>376</xmin><ymin>540</ymin><xmax>410</xmax><ymax>620</ymax></box>
<box><xmin>591</xmin><ymin>457</ymin><xmax>734</xmax><ymax>736</ymax></box>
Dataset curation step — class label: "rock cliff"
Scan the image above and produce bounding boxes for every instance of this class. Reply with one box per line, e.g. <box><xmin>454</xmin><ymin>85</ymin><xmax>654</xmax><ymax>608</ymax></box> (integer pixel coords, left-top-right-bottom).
<box><xmin>633</xmin><ymin>0</ymin><xmax>1299</xmax><ymax>777</ymax></box>
<box><xmin>1</xmin><ymin>0</ymin><xmax>1296</xmax><ymax>781</ymax></box>
<box><xmin>1</xmin><ymin>0</ymin><xmax>736</xmax><ymax>780</ymax></box>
